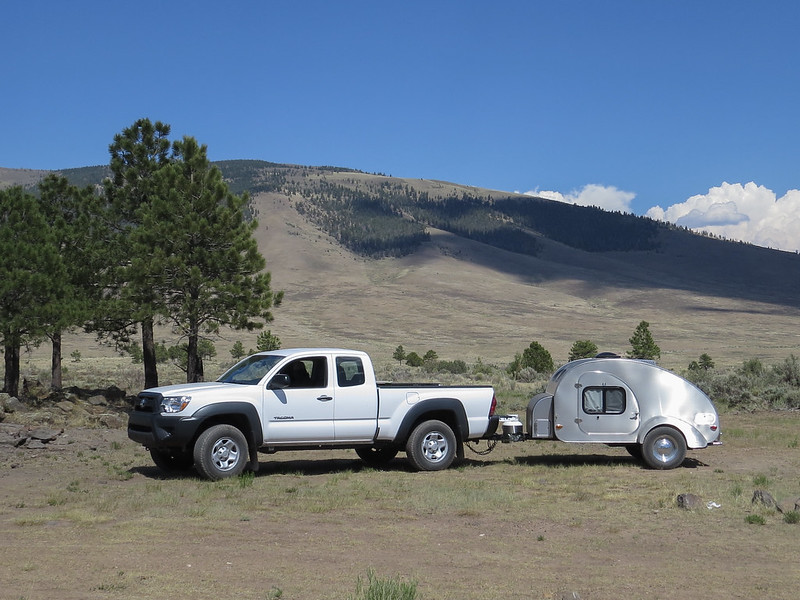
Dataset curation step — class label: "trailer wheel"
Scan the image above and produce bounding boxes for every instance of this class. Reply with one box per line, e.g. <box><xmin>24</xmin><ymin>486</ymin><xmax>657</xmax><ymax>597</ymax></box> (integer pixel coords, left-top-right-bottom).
<box><xmin>406</xmin><ymin>419</ymin><xmax>457</xmax><ymax>471</ymax></box>
<box><xmin>193</xmin><ymin>424</ymin><xmax>249</xmax><ymax>480</ymax></box>
<box><xmin>355</xmin><ymin>446</ymin><xmax>399</xmax><ymax>467</ymax></box>
<box><xmin>642</xmin><ymin>427</ymin><xmax>686</xmax><ymax>470</ymax></box>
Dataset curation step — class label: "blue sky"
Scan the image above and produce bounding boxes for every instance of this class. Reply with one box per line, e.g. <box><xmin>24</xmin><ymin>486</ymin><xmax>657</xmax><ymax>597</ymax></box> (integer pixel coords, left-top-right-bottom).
<box><xmin>3</xmin><ymin>1</ymin><xmax>799</xmax><ymax>251</ymax></box>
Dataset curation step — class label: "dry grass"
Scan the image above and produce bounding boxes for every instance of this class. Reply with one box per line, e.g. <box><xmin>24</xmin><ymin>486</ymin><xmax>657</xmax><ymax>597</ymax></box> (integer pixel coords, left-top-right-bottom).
<box><xmin>1</xmin><ymin>411</ymin><xmax>799</xmax><ymax>599</ymax></box>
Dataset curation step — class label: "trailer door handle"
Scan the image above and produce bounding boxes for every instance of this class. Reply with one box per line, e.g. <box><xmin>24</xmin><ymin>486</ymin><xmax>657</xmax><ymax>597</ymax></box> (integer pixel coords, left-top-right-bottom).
<box><xmin>317</xmin><ymin>395</ymin><xmax>333</xmax><ymax>401</ymax></box>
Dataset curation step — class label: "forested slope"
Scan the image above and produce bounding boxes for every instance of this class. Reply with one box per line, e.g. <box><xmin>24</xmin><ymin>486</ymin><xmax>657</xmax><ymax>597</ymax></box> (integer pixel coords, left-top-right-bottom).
<box><xmin>5</xmin><ymin>159</ymin><xmax>800</xmax><ymax>308</ymax></box>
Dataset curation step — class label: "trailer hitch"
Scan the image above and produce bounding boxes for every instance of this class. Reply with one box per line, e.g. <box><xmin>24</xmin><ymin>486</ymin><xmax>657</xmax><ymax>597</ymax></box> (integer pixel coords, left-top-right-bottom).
<box><xmin>466</xmin><ymin>414</ymin><xmax>525</xmax><ymax>455</ymax></box>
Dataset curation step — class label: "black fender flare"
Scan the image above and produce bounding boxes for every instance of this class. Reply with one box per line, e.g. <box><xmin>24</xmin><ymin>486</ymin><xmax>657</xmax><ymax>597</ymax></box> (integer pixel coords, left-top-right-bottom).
<box><xmin>188</xmin><ymin>402</ymin><xmax>263</xmax><ymax>467</ymax></box>
<box><xmin>394</xmin><ymin>398</ymin><xmax>470</xmax><ymax>445</ymax></box>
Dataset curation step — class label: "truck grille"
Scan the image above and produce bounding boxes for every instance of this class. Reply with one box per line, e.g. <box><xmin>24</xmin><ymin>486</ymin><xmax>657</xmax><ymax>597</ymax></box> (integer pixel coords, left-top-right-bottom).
<box><xmin>134</xmin><ymin>393</ymin><xmax>160</xmax><ymax>413</ymax></box>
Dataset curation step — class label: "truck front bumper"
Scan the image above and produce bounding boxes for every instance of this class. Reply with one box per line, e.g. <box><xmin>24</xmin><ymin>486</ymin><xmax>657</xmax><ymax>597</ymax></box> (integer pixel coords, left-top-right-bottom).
<box><xmin>127</xmin><ymin>411</ymin><xmax>202</xmax><ymax>450</ymax></box>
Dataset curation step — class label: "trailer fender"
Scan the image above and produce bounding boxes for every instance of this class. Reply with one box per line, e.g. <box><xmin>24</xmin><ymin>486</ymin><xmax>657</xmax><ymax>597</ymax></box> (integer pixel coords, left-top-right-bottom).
<box><xmin>638</xmin><ymin>416</ymin><xmax>708</xmax><ymax>449</ymax></box>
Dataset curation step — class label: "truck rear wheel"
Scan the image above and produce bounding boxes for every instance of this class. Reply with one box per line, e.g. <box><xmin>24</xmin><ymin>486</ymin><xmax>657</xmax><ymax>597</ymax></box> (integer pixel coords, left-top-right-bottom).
<box><xmin>193</xmin><ymin>424</ymin><xmax>248</xmax><ymax>480</ymax></box>
<box><xmin>406</xmin><ymin>419</ymin><xmax>457</xmax><ymax>471</ymax></box>
<box><xmin>642</xmin><ymin>426</ymin><xmax>686</xmax><ymax>470</ymax></box>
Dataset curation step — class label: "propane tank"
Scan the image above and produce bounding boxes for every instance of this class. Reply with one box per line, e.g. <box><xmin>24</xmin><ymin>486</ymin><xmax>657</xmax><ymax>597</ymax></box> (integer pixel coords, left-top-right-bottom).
<box><xmin>500</xmin><ymin>415</ymin><xmax>524</xmax><ymax>443</ymax></box>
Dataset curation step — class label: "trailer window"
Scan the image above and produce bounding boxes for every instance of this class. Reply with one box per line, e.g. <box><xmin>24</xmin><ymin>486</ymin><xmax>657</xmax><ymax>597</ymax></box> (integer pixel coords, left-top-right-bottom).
<box><xmin>583</xmin><ymin>387</ymin><xmax>626</xmax><ymax>415</ymax></box>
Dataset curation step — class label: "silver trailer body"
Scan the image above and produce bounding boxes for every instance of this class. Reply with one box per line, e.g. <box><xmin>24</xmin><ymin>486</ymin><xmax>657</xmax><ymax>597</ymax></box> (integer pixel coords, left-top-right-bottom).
<box><xmin>525</xmin><ymin>357</ymin><xmax>720</xmax><ymax>468</ymax></box>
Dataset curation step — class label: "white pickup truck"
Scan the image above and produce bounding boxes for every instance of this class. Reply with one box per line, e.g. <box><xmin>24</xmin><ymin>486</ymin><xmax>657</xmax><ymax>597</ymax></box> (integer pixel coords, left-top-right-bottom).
<box><xmin>128</xmin><ymin>348</ymin><xmax>498</xmax><ymax>480</ymax></box>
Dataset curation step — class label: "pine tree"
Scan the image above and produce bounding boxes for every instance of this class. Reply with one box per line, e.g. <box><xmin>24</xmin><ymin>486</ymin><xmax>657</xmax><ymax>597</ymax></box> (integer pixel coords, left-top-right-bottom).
<box><xmin>230</xmin><ymin>341</ymin><xmax>246</xmax><ymax>360</ymax></box>
<box><xmin>393</xmin><ymin>345</ymin><xmax>406</xmax><ymax>364</ymax></box>
<box><xmin>521</xmin><ymin>341</ymin><xmax>554</xmax><ymax>373</ymax></box>
<box><xmin>699</xmin><ymin>353</ymin><xmax>715</xmax><ymax>370</ymax></box>
<box><xmin>627</xmin><ymin>320</ymin><xmax>661</xmax><ymax>360</ymax></box>
<box><xmin>38</xmin><ymin>174</ymin><xmax>108</xmax><ymax>390</ymax></box>
<box><xmin>256</xmin><ymin>330</ymin><xmax>282</xmax><ymax>352</ymax></box>
<box><xmin>104</xmin><ymin>118</ymin><xmax>173</xmax><ymax>389</ymax></box>
<box><xmin>568</xmin><ymin>339</ymin><xmax>598</xmax><ymax>361</ymax></box>
<box><xmin>140</xmin><ymin>136</ymin><xmax>282</xmax><ymax>382</ymax></box>
<box><xmin>0</xmin><ymin>187</ymin><xmax>66</xmax><ymax>397</ymax></box>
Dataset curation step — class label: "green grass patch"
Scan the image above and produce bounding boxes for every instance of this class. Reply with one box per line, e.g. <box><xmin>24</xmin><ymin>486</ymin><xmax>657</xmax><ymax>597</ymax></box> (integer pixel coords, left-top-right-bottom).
<box><xmin>349</xmin><ymin>569</ymin><xmax>419</xmax><ymax>600</ymax></box>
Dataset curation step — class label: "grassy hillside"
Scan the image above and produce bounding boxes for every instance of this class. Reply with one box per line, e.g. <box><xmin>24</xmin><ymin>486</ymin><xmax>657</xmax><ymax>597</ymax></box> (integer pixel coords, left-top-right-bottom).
<box><xmin>2</xmin><ymin>162</ymin><xmax>799</xmax><ymax>373</ymax></box>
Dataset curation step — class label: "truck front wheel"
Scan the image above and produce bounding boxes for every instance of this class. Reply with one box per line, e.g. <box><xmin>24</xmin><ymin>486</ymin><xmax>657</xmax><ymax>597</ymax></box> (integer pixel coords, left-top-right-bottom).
<box><xmin>642</xmin><ymin>426</ymin><xmax>686</xmax><ymax>470</ymax></box>
<box><xmin>406</xmin><ymin>420</ymin><xmax>457</xmax><ymax>471</ymax></box>
<box><xmin>193</xmin><ymin>424</ymin><xmax>249</xmax><ymax>480</ymax></box>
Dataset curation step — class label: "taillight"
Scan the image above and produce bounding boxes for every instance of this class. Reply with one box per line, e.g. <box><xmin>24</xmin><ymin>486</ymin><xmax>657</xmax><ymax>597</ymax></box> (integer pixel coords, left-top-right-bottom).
<box><xmin>489</xmin><ymin>393</ymin><xmax>497</xmax><ymax>416</ymax></box>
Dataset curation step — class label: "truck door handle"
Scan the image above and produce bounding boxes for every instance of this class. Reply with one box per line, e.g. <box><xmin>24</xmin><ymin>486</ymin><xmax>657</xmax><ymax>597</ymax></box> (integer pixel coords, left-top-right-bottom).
<box><xmin>317</xmin><ymin>395</ymin><xmax>333</xmax><ymax>401</ymax></box>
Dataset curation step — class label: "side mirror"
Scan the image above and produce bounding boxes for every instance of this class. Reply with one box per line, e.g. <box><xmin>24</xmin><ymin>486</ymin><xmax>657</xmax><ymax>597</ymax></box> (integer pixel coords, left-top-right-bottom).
<box><xmin>268</xmin><ymin>374</ymin><xmax>291</xmax><ymax>390</ymax></box>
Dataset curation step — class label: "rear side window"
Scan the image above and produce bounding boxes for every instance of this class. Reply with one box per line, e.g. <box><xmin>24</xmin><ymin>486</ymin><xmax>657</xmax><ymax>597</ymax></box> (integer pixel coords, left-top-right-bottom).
<box><xmin>336</xmin><ymin>357</ymin><xmax>365</xmax><ymax>387</ymax></box>
<box><xmin>583</xmin><ymin>387</ymin><xmax>626</xmax><ymax>415</ymax></box>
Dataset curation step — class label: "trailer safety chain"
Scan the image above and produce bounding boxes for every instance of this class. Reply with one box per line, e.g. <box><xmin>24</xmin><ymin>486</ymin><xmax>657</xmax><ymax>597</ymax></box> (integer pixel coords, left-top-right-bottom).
<box><xmin>465</xmin><ymin>439</ymin><xmax>498</xmax><ymax>456</ymax></box>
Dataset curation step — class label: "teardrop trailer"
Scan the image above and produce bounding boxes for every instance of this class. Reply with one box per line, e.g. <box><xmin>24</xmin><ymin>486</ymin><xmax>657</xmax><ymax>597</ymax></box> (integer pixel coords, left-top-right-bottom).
<box><xmin>487</xmin><ymin>355</ymin><xmax>721</xmax><ymax>469</ymax></box>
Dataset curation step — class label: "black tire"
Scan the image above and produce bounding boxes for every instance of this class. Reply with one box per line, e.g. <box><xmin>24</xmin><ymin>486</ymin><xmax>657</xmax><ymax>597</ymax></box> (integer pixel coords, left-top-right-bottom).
<box><xmin>149</xmin><ymin>448</ymin><xmax>194</xmax><ymax>472</ymax></box>
<box><xmin>355</xmin><ymin>446</ymin><xmax>399</xmax><ymax>467</ymax></box>
<box><xmin>193</xmin><ymin>424</ymin><xmax>249</xmax><ymax>480</ymax></box>
<box><xmin>405</xmin><ymin>419</ymin><xmax>457</xmax><ymax>471</ymax></box>
<box><xmin>642</xmin><ymin>426</ymin><xmax>686</xmax><ymax>470</ymax></box>
<box><xmin>624</xmin><ymin>444</ymin><xmax>643</xmax><ymax>460</ymax></box>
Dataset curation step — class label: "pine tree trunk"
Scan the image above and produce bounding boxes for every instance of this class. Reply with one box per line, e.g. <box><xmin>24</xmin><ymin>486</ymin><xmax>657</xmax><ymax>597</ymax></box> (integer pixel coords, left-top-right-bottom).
<box><xmin>51</xmin><ymin>331</ymin><xmax>63</xmax><ymax>391</ymax></box>
<box><xmin>186</xmin><ymin>333</ymin><xmax>200</xmax><ymax>383</ymax></box>
<box><xmin>3</xmin><ymin>342</ymin><xmax>20</xmax><ymax>398</ymax></box>
<box><xmin>142</xmin><ymin>317</ymin><xmax>159</xmax><ymax>389</ymax></box>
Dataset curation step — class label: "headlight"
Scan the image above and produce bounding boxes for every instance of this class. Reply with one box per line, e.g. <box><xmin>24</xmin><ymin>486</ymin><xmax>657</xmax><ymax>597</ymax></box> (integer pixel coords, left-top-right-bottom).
<box><xmin>161</xmin><ymin>395</ymin><xmax>191</xmax><ymax>413</ymax></box>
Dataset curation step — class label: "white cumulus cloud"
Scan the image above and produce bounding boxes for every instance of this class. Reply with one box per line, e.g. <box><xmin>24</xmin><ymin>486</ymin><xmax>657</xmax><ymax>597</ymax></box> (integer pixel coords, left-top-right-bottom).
<box><xmin>646</xmin><ymin>182</ymin><xmax>800</xmax><ymax>253</ymax></box>
<box><xmin>524</xmin><ymin>184</ymin><xmax>635</xmax><ymax>212</ymax></box>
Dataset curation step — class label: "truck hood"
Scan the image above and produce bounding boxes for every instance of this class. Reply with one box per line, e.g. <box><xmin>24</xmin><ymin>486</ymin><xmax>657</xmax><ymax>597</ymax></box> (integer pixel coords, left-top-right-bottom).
<box><xmin>143</xmin><ymin>381</ymin><xmax>239</xmax><ymax>396</ymax></box>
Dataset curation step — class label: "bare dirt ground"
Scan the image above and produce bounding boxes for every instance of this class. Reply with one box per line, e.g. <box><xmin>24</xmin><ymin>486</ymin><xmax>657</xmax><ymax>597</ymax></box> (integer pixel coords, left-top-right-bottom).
<box><xmin>1</xmin><ymin>410</ymin><xmax>799</xmax><ymax>600</ymax></box>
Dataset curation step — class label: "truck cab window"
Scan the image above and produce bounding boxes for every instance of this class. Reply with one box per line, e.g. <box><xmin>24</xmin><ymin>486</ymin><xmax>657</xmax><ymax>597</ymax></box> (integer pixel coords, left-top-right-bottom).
<box><xmin>280</xmin><ymin>358</ymin><xmax>327</xmax><ymax>388</ymax></box>
<box><xmin>336</xmin><ymin>357</ymin><xmax>365</xmax><ymax>387</ymax></box>
<box><xmin>582</xmin><ymin>386</ymin><xmax>626</xmax><ymax>415</ymax></box>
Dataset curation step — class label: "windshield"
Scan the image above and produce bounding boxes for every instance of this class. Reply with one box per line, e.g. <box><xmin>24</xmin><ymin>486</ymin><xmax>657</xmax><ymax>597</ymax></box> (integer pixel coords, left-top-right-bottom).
<box><xmin>218</xmin><ymin>354</ymin><xmax>284</xmax><ymax>385</ymax></box>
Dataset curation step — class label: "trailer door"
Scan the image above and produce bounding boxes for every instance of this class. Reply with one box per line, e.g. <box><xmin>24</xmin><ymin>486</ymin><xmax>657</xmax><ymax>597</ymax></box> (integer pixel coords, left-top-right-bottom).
<box><xmin>575</xmin><ymin>372</ymin><xmax>640</xmax><ymax>439</ymax></box>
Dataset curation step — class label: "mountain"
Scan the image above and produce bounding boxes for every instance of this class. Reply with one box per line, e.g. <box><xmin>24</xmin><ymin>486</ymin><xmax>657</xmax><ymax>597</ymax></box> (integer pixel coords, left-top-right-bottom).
<box><xmin>3</xmin><ymin>161</ymin><xmax>799</xmax><ymax>369</ymax></box>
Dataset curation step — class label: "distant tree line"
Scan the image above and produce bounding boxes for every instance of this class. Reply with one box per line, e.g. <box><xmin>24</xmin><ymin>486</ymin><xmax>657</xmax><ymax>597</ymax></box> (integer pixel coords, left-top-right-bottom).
<box><xmin>392</xmin><ymin>346</ymin><xmax>468</xmax><ymax>374</ymax></box>
<box><xmin>295</xmin><ymin>182</ymin><xmax>430</xmax><ymax>257</ymax></box>
<box><xmin>50</xmin><ymin>161</ymin><xmax>669</xmax><ymax>260</ymax></box>
<box><xmin>493</xmin><ymin>197</ymin><xmax>661</xmax><ymax>252</ymax></box>
<box><xmin>0</xmin><ymin>119</ymin><xmax>282</xmax><ymax>398</ymax></box>
<box><xmin>505</xmin><ymin>321</ymin><xmax>661</xmax><ymax>381</ymax></box>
